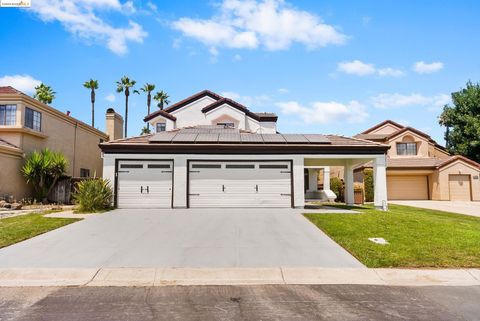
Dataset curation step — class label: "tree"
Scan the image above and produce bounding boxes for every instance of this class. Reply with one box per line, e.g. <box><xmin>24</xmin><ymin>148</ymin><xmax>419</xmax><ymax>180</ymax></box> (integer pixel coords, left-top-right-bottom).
<box><xmin>140</xmin><ymin>83</ymin><xmax>155</xmax><ymax>131</ymax></box>
<box><xmin>116</xmin><ymin>76</ymin><xmax>137</xmax><ymax>137</ymax></box>
<box><xmin>22</xmin><ymin>149</ymin><xmax>67</xmax><ymax>203</ymax></box>
<box><xmin>153</xmin><ymin>90</ymin><xmax>170</xmax><ymax>110</ymax></box>
<box><xmin>439</xmin><ymin>81</ymin><xmax>480</xmax><ymax>162</ymax></box>
<box><xmin>33</xmin><ymin>83</ymin><xmax>56</xmax><ymax>104</ymax></box>
<box><xmin>140</xmin><ymin>126</ymin><xmax>151</xmax><ymax>135</ymax></box>
<box><xmin>83</xmin><ymin>79</ymin><xmax>99</xmax><ymax>127</ymax></box>
<box><xmin>363</xmin><ymin>169</ymin><xmax>374</xmax><ymax>202</ymax></box>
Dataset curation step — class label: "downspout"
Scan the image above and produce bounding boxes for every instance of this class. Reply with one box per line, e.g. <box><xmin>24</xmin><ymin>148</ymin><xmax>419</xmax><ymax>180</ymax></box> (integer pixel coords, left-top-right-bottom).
<box><xmin>73</xmin><ymin>122</ymin><xmax>77</xmax><ymax>177</ymax></box>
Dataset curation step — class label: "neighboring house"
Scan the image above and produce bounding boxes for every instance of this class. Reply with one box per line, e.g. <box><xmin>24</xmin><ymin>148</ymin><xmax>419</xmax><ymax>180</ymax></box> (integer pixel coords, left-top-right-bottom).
<box><xmin>101</xmin><ymin>90</ymin><xmax>390</xmax><ymax>209</ymax></box>
<box><xmin>355</xmin><ymin>120</ymin><xmax>480</xmax><ymax>201</ymax></box>
<box><xmin>0</xmin><ymin>86</ymin><xmax>121</xmax><ymax>201</ymax></box>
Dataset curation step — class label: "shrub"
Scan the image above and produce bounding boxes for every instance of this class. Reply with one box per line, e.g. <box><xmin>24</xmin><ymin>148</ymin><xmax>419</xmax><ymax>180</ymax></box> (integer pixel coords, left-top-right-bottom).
<box><xmin>330</xmin><ymin>177</ymin><xmax>344</xmax><ymax>202</ymax></box>
<box><xmin>22</xmin><ymin>149</ymin><xmax>67</xmax><ymax>203</ymax></box>
<box><xmin>72</xmin><ymin>178</ymin><xmax>113</xmax><ymax>213</ymax></box>
<box><xmin>364</xmin><ymin>169</ymin><xmax>374</xmax><ymax>202</ymax></box>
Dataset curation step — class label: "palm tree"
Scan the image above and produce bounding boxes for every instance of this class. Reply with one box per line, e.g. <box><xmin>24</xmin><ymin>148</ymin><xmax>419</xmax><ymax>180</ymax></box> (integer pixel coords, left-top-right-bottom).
<box><xmin>83</xmin><ymin>79</ymin><xmax>99</xmax><ymax>127</ymax></box>
<box><xmin>153</xmin><ymin>90</ymin><xmax>170</xmax><ymax>110</ymax></box>
<box><xmin>33</xmin><ymin>83</ymin><xmax>56</xmax><ymax>104</ymax></box>
<box><xmin>140</xmin><ymin>126</ymin><xmax>151</xmax><ymax>135</ymax></box>
<box><xmin>116</xmin><ymin>76</ymin><xmax>137</xmax><ymax>137</ymax></box>
<box><xmin>140</xmin><ymin>83</ymin><xmax>155</xmax><ymax>130</ymax></box>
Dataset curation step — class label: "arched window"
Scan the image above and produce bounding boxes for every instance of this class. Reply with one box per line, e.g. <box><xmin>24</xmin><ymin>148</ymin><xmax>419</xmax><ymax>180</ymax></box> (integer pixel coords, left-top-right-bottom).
<box><xmin>396</xmin><ymin>135</ymin><xmax>417</xmax><ymax>155</ymax></box>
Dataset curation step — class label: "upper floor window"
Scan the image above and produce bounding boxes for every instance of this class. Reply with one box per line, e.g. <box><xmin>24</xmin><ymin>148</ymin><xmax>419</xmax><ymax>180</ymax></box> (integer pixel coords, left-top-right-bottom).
<box><xmin>156</xmin><ymin>122</ymin><xmax>166</xmax><ymax>132</ymax></box>
<box><xmin>0</xmin><ymin>105</ymin><xmax>16</xmax><ymax>125</ymax></box>
<box><xmin>80</xmin><ymin>168</ymin><xmax>90</xmax><ymax>178</ymax></box>
<box><xmin>397</xmin><ymin>143</ymin><xmax>417</xmax><ymax>155</ymax></box>
<box><xmin>25</xmin><ymin>107</ymin><xmax>41</xmax><ymax>131</ymax></box>
<box><xmin>217</xmin><ymin>122</ymin><xmax>235</xmax><ymax>128</ymax></box>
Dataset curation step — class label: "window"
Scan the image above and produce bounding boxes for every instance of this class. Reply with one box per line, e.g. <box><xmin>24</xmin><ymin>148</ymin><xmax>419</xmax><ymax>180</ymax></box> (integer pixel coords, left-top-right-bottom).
<box><xmin>156</xmin><ymin>122</ymin><xmax>166</xmax><ymax>132</ymax></box>
<box><xmin>217</xmin><ymin>122</ymin><xmax>235</xmax><ymax>128</ymax></box>
<box><xmin>225</xmin><ymin>164</ymin><xmax>255</xmax><ymax>169</ymax></box>
<box><xmin>80</xmin><ymin>168</ymin><xmax>90</xmax><ymax>177</ymax></box>
<box><xmin>396</xmin><ymin>143</ymin><xmax>417</xmax><ymax>155</ymax></box>
<box><xmin>120</xmin><ymin>164</ymin><xmax>143</xmax><ymax>169</ymax></box>
<box><xmin>192</xmin><ymin>164</ymin><xmax>221</xmax><ymax>169</ymax></box>
<box><xmin>0</xmin><ymin>105</ymin><xmax>16</xmax><ymax>125</ymax></box>
<box><xmin>259</xmin><ymin>164</ymin><xmax>289</xmax><ymax>169</ymax></box>
<box><xmin>25</xmin><ymin>107</ymin><xmax>41</xmax><ymax>131</ymax></box>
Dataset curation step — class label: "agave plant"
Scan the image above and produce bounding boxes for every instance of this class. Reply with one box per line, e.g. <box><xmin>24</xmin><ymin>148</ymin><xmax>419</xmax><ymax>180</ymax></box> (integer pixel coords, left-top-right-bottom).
<box><xmin>72</xmin><ymin>178</ymin><xmax>113</xmax><ymax>212</ymax></box>
<box><xmin>22</xmin><ymin>149</ymin><xmax>67</xmax><ymax>203</ymax></box>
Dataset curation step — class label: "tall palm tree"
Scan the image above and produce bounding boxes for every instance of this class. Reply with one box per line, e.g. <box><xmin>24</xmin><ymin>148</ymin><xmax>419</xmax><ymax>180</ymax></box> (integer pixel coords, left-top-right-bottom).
<box><xmin>33</xmin><ymin>83</ymin><xmax>56</xmax><ymax>104</ymax></box>
<box><xmin>140</xmin><ymin>83</ymin><xmax>155</xmax><ymax>130</ymax></box>
<box><xmin>116</xmin><ymin>76</ymin><xmax>137</xmax><ymax>137</ymax></box>
<box><xmin>83</xmin><ymin>79</ymin><xmax>99</xmax><ymax>127</ymax></box>
<box><xmin>153</xmin><ymin>90</ymin><xmax>170</xmax><ymax>110</ymax></box>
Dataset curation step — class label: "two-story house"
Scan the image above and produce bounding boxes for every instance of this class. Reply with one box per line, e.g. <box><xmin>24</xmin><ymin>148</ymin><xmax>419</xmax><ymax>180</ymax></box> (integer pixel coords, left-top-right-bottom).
<box><xmin>0</xmin><ymin>86</ymin><xmax>122</xmax><ymax>201</ymax></box>
<box><xmin>355</xmin><ymin>120</ymin><xmax>480</xmax><ymax>201</ymax></box>
<box><xmin>100</xmin><ymin>90</ymin><xmax>390</xmax><ymax>209</ymax></box>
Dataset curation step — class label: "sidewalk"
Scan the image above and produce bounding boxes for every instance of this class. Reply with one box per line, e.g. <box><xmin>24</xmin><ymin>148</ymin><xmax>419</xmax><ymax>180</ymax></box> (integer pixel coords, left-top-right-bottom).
<box><xmin>0</xmin><ymin>267</ymin><xmax>478</xmax><ymax>287</ymax></box>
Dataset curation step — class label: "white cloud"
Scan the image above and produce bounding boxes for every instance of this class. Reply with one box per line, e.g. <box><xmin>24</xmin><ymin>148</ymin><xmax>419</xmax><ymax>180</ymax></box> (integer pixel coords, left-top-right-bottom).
<box><xmin>0</xmin><ymin>74</ymin><xmax>42</xmax><ymax>94</ymax></box>
<box><xmin>413</xmin><ymin>61</ymin><xmax>444</xmax><ymax>74</ymax></box>
<box><xmin>31</xmin><ymin>0</ymin><xmax>147</xmax><ymax>55</ymax></box>
<box><xmin>337</xmin><ymin>60</ymin><xmax>405</xmax><ymax>77</ymax></box>
<box><xmin>232</xmin><ymin>53</ymin><xmax>242</xmax><ymax>61</ymax></box>
<box><xmin>172</xmin><ymin>0</ymin><xmax>347</xmax><ymax>52</ymax></box>
<box><xmin>105</xmin><ymin>93</ymin><xmax>116</xmax><ymax>102</ymax></box>
<box><xmin>337</xmin><ymin>60</ymin><xmax>375</xmax><ymax>76</ymax></box>
<box><xmin>276</xmin><ymin>100</ymin><xmax>368</xmax><ymax>124</ymax></box>
<box><xmin>370</xmin><ymin>93</ymin><xmax>450</xmax><ymax>110</ymax></box>
<box><xmin>277</xmin><ymin>88</ymin><xmax>289</xmax><ymax>93</ymax></box>
<box><xmin>221</xmin><ymin>91</ymin><xmax>272</xmax><ymax>107</ymax></box>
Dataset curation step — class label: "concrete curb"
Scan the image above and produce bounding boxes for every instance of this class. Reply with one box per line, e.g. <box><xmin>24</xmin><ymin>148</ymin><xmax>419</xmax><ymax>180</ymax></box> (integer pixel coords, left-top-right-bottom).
<box><xmin>0</xmin><ymin>268</ymin><xmax>479</xmax><ymax>287</ymax></box>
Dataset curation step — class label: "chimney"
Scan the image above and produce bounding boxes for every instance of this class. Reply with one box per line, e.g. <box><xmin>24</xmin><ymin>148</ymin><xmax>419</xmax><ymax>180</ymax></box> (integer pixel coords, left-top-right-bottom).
<box><xmin>105</xmin><ymin>108</ymin><xmax>124</xmax><ymax>141</ymax></box>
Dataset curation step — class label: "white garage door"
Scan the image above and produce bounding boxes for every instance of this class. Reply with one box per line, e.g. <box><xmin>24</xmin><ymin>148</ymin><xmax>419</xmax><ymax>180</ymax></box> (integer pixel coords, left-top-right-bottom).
<box><xmin>117</xmin><ymin>160</ymin><xmax>173</xmax><ymax>208</ymax></box>
<box><xmin>387</xmin><ymin>175</ymin><xmax>429</xmax><ymax>200</ymax></box>
<box><xmin>189</xmin><ymin>161</ymin><xmax>292</xmax><ymax>208</ymax></box>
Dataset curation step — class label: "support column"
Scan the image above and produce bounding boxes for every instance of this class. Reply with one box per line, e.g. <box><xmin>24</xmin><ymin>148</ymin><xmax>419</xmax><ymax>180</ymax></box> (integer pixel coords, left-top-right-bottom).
<box><xmin>173</xmin><ymin>155</ymin><xmax>187</xmax><ymax>208</ymax></box>
<box><xmin>307</xmin><ymin>168</ymin><xmax>319</xmax><ymax>192</ymax></box>
<box><xmin>293</xmin><ymin>157</ymin><xmax>305</xmax><ymax>208</ymax></box>
<box><xmin>344</xmin><ymin>161</ymin><xmax>355</xmax><ymax>206</ymax></box>
<box><xmin>373</xmin><ymin>155</ymin><xmax>388</xmax><ymax>210</ymax></box>
<box><xmin>323</xmin><ymin>166</ymin><xmax>331</xmax><ymax>191</ymax></box>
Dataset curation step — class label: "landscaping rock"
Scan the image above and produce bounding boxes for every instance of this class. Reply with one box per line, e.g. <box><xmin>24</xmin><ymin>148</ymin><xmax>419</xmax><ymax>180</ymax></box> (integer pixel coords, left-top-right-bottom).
<box><xmin>3</xmin><ymin>203</ymin><xmax>11</xmax><ymax>209</ymax></box>
<box><xmin>11</xmin><ymin>203</ymin><xmax>22</xmax><ymax>210</ymax></box>
<box><xmin>0</xmin><ymin>200</ymin><xmax>5</xmax><ymax>208</ymax></box>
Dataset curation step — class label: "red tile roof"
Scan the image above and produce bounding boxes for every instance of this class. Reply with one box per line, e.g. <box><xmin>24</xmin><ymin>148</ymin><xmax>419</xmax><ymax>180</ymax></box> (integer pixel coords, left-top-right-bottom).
<box><xmin>0</xmin><ymin>86</ymin><xmax>24</xmax><ymax>95</ymax></box>
<box><xmin>357</xmin><ymin>155</ymin><xmax>480</xmax><ymax>170</ymax></box>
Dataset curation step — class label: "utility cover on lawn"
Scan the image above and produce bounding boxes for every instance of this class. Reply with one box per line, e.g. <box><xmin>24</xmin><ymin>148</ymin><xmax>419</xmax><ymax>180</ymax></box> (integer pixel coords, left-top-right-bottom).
<box><xmin>368</xmin><ymin>237</ymin><xmax>389</xmax><ymax>245</ymax></box>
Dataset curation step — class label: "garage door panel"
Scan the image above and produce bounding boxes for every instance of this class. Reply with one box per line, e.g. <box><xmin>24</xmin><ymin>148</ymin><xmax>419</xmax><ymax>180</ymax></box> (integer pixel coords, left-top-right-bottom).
<box><xmin>387</xmin><ymin>175</ymin><xmax>428</xmax><ymax>200</ymax></box>
<box><xmin>449</xmin><ymin>174</ymin><xmax>471</xmax><ymax>201</ymax></box>
<box><xmin>189</xmin><ymin>161</ymin><xmax>292</xmax><ymax>208</ymax></box>
<box><xmin>117</xmin><ymin>160</ymin><xmax>173</xmax><ymax>208</ymax></box>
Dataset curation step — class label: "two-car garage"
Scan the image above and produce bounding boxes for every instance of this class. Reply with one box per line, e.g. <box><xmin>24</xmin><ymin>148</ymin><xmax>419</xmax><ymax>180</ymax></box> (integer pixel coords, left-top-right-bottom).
<box><xmin>116</xmin><ymin>160</ymin><xmax>292</xmax><ymax>208</ymax></box>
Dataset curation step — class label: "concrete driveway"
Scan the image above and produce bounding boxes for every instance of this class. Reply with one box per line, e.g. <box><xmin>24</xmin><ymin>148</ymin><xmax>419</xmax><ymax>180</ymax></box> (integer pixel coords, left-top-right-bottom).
<box><xmin>390</xmin><ymin>200</ymin><xmax>480</xmax><ymax>217</ymax></box>
<box><xmin>0</xmin><ymin>208</ymin><xmax>362</xmax><ymax>268</ymax></box>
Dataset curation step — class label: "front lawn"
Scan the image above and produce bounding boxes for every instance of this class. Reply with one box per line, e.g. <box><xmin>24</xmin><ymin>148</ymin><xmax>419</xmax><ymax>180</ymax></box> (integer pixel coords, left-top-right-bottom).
<box><xmin>305</xmin><ymin>204</ymin><xmax>480</xmax><ymax>268</ymax></box>
<box><xmin>0</xmin><ymin>212</ymin><xmax>81</xmax><ymax>248</ymax></box>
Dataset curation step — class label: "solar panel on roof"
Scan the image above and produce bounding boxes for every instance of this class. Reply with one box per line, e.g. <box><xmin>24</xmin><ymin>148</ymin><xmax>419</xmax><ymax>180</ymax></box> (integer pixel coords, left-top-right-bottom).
<box><xmin>218</xmin><ymin>133</ymin><xmax>241</xmax><ymax>142</ymax></box>
<box><xmin>148</xmin><ymin>132</ymin><xmax>177</xmax><ymax>142</ymax></box>
<box><xmin>282</xmin><ymin>134</ymin><xmax>309</xmax><ymax>143</ymax></box>
<box><xmin>303</xmin><ymin>134</ymin><xmax>331</xmax><ymax>144</ymax></box>
<box><xmin>172</xmin><ymin>133</ymin><xmax>198</xmax><ymax>142</ymax></box>
<box><xmin>195</xmin><ymin>133</ymin><xmax>219</xmax><ymax>142</ymax></box>
<box><xmin>261</xmin><ymin>134</ymin><xmax>286</xmax><ymax>143</ymax></box>
<box><xmin>240</xmin><ymin>134</ymin><xmax>264</xmax><ymax>143</ymax></box>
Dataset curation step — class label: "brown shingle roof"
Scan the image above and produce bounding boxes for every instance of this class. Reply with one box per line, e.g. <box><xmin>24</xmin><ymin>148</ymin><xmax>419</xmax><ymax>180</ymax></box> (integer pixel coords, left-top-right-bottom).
<box><xmin>360</xmin><ymin>120</ymin><xmax>405</xmax><ymax>134</ymax></box>
<box><xmin>143</xmin><ymin>109</ymin><xmax>177</xmax><ymax>122</ymax></box>
<box><xmin>0</xmin><ymin>86</ymin><xmax>24</xmax><ymax>95</ymax></box>
<box><xmin>356</xmin><ymin>155</ymin><xmax>480</xmax><ymax>170</ymax></box>
<box><xmin>201</xmin><ymin>98</ymin><xmax>278</xmax><ymax>122</ymax></box>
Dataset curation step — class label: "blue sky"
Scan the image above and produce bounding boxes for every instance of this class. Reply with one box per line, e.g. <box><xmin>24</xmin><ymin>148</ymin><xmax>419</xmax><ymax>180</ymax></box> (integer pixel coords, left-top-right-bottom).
<box><xmin>1</xmin><ymin>0</ymin><xmax>479</xmax><ymax>142</ymax></box>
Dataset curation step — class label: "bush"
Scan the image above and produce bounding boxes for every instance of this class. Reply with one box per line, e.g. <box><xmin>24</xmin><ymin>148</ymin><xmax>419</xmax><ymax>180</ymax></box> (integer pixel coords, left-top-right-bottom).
<box><xmin>22</xmin><ymin>149</ymin><xmax>67</xmax><ymax>203</ymax></box>
<box><xmin>72</xmin><ymin>178</ymin><xmax>113</xmax><ymax>213</ymax></box>
<box><xmin>330</xmin><ymin>177</ymin><xmax>344</xmax><ymax>202</ymax></box>
<box><xmin>364</xmin><ymin>169</ymin><xmax>374</xmax><ymax>202</ymax></box>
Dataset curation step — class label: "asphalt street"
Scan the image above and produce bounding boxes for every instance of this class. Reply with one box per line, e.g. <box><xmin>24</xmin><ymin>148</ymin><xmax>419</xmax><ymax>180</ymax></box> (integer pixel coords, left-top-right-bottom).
<box><xmin>1</xmin><ymin>285</ymin><xmax>479</xmax><ymax>321</ymax></box>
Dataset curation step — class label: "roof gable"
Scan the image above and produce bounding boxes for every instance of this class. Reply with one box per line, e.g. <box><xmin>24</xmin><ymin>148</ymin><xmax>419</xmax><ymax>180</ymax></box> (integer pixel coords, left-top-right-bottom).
<box><xmin>360</xmin><ymin>120</ymin><xmax>405</xmax><ymax>134</ymax></box>
<box><xmin>202</xmin><ymin>98</ymin><xmax>278</xmax><ymax>122</ymax></box>
<box><xmin>163</xmin><ymin>90</ymin><xmax>222</xmax><ymax>113</ymax></box>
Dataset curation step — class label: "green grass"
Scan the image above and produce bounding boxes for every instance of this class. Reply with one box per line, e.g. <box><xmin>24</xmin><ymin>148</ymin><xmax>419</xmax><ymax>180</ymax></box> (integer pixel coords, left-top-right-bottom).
<box><xmin>0</xmin><ymin>212</ymin><xmax>81</xmax><ymax>248</ymax></box>
<box><xmin>305</xmin><ymin>204</ymin><xmax>480</xmax><ymax>268</ymax></box>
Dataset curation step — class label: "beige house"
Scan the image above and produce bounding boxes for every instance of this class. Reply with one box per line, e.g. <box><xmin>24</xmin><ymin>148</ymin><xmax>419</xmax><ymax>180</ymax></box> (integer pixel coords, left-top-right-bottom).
<box><xmin>355</xmin><ymin>120</ymin><xmax>480</xmax><ymax>201</ymax></box>
<box><xmin>0</xmin><ymin>86</ymin><xmax>123</xmax><ymax>201</ymax></box>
